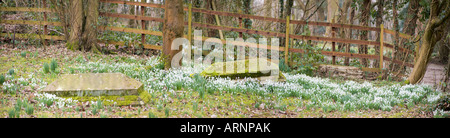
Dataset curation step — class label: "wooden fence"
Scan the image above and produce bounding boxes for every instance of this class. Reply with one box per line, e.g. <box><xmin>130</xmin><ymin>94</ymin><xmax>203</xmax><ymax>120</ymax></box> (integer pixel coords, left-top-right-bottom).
<box><xmin>0</xmin><ymin>0</ymin><xmax>417</xmax><ymax>73</ymax></box>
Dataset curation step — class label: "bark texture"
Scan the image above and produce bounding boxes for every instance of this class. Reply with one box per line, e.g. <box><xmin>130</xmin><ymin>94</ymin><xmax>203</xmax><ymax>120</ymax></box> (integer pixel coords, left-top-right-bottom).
<box><xmin>163</xmin><ymin>0</ymin><xmax>185</xmax><ymax>69</ymax></box>
<box><xmin>408</xmin><ymin>0</ymin><xmax>450</xmax><ymax>84</ymax></box>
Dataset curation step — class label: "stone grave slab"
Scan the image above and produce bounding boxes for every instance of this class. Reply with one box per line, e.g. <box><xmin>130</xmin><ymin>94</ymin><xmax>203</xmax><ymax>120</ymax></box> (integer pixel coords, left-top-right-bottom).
<box><xmin>42</xmin><ymin>73</ymin><xmax>144</xmax><ymax>97</ymax></box>
<box><xmin>200</xmin><ymin>58</ymin><xmax>285</xmax><ymax>82</ymax></box>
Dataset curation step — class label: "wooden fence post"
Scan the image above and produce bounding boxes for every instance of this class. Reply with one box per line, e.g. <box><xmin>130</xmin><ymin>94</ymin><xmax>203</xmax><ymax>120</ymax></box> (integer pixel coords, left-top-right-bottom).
<box><xmin>380</xmin><ymin>24</ymin><xmax>384</xmax><ymax>72</ymax></box>
<box><xmin>141</xmin><ymin>1</ymin><xmax>146</xmax><ymax>47</ymax></box>
<box><xmin>332</xmin><ymin>18</ymin><xmax>336</xmax><ymax>65</ymax></box>
<box><xmin>42</xmin><ymin>0</ymin><xmax>48</xmax><ymax>46</ymax></box>
<box><xmin>285</xmin><ymin>16</ymin><xmax>290</xmax><ymax>66</ymax></box>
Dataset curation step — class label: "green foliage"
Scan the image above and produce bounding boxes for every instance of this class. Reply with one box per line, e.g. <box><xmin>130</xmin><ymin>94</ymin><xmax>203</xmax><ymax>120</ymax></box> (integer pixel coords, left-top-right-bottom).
<box><xmin>75</xmin><ymin>55</ymin><xmax>86</xmax><ymax>63</ymax></box>
<box><xmin>69</xmin><ymin>67</ymin><xmax>75</xmax><ymax>74</ymax></box>
<box><xmin>279</xmin><ymin>59</ymin><xmax>291</xmax><ymax>72</ymax></box>
<box><xmin>148</xmin><ymin>112</ymin><xmax>156</xmax><ymax>118</ymax></box>
<box><xmin>25</xmin><ymin>105</ymin><xmax>34</xmax><ymax>115</ymax></box>
<box><xmin>8</xmin><ymin>69</ymin><xmax>14</xmax><ymax>76</ymax></box>
<box><xmin>434</xmin><ymin>95</ymin><xmax>450</xmax><ymax>112</ymax></box>
<box><xmin>164</xmin><ymin>107</ymin><xmax>170</xmax><ymax>117</ymax></box>
<box><xmin>43</xmin><ymin>63</ymin><xmax>50</xmax><ymax>74</ymax></box>
<box><xmin>8</xmin><ymin>109</ymin><xmax>20</xmax><ymax>118</ymax></box>
<box><xmin>90</xmin><ymin>99</ymin><xmax>104</xmax><ymax>115</ymax></box>
<box><xmin>50</xmin><ymin>59</ymin><xmax>58</xmax><ymax>72</ymax></box>
<box><xmin>199</xmin><ymin>89</ymin><xmax>205</xmax><ymax>99</ymax></box>
<box><xmin>20</xmin><ymin>51</ymin><xmax>27</xmax><ymax>58</ymax></box>
<box><xmin>40</xmin><ymin>98</ymin><xmax>54</xmax><ymax>107</ymax></box>
<box><xmin>15</xmin><ymin>99</ymin><xmax>24</xmax><ymax>111</ymax></box>
<box><xmin>91</xmin><ymin>107</ymin><xmax>98</xmax><ymax>115</ymax></box>
<box><xmin>419</xmin><ymin>0</ymin><xmax>430</xmax><ymax>22</ymax></box>
<box><xmin>100</xmin><ymin>114</ymin><xmax>108</xmax><ymax>118</ymax></box>
<box><xmin>96</xmin><ymin>99</ymin><xmax>103</xmax><ymax>109</ymax></box>
<box><xmin>192</xmin><ymin>101</ymin><xmax>198</xmax><ymax>112</ymax></box>
<box><xmin>291</xmin><ymin>42</ymin><xmax>324</xmax><ymax>76</ymax></box>
<box><xmin>157</xmin><ymin>104</ymin><xmax>163</xmax><ymax>112</ymax></box>
<box><xmin>0</xmin><ymin>74</ymin><xmax>5</xmax><ymax>85</ymax></box>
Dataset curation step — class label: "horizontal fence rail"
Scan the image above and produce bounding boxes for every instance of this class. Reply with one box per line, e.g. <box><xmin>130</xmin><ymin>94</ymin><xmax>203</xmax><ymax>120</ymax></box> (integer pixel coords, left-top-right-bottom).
<box><xmin>1</xmin><ymin>0</ymin><xmax>417</xmax><ymax>72</ymax></box>
<box><xmin>0</xmin><ymin>7</ymin><xmax>54</xmax><ymax>12</ymax></box>
<box><xmin>0</xmin><ymin>20</ymin><xmax>63</xmax><ymax>26</ymax></box>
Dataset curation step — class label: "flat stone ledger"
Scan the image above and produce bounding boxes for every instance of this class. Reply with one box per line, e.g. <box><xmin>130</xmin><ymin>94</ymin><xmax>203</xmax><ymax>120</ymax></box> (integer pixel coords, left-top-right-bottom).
<box><xmin>200</xmin><ymin>58</ymin><xmax>286</xmax><ymax>82</ymax></box>
<box><xmin>42</xmin><ymin>73</ymin><xmax>144</xmax><ymax>97</ymax></box>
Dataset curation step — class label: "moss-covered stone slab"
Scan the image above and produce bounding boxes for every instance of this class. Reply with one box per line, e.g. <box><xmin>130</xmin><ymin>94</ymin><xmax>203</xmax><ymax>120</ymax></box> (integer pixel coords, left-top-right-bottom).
<box><xmin>200</xmin><ymin>58</ymin><xmax>285</xmax><ymax>81</ymax></box>
<box><xmin>42</xmin><ymin>73</ymin><xmax>144</xmax><ymax>97</ymax></box>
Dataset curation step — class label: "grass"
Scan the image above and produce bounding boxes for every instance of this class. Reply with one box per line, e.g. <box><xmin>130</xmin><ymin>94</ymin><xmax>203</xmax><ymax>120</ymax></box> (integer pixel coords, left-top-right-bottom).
<box><xmin>0</xmin><ymin>44</ymin><xmax>446</xmax><ymax>118</ymax></box>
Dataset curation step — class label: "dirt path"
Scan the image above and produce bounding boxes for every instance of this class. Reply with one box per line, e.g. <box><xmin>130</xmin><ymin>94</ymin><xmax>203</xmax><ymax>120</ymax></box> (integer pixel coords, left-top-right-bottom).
<box><xmin>421</xmin><ymin>62</ymin><xmax>446</xmax><ymax>86</ymax></box>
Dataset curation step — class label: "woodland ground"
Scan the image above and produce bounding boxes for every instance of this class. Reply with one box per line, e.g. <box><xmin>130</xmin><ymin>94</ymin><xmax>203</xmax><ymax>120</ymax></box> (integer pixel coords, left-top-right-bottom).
<box><xmin>0</xmin><ymin>43</ymin><xmax>447</xmax><ymax>118</ymax></box>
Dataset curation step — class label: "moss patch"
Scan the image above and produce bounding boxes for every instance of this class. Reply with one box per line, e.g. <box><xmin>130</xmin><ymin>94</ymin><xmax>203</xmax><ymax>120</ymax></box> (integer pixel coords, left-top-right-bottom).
<box><xmin>64</xmin><ymin>95</ymin><xmax>141</xmax><ymax>106</ymax></box>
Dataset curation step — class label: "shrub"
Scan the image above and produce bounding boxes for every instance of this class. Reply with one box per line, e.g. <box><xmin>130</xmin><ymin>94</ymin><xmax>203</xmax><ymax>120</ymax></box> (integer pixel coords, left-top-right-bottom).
<box><xmin>290</xmin><ymin>42</ymin><xmax>324</xmax><ymax>76</ymax></box>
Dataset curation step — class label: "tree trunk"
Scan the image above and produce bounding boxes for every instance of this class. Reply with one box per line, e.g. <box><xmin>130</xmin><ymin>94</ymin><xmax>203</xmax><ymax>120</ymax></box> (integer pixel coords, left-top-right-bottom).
<box><xmin>278</xmin><ymin>0</ymin><xmax>285</xmax><ymax>47</ymax></box>
<box><xmin>408</xmin><ymin>0</ymin><xmax>450</xmax><ymax>84</ymax></box>
<box><xmin>243</xmin><ymin>0</ymin><xmax>253</xmax><ymax>29</ymax></box>
<box><xmin>81</xmin><ymin>0</ymin><xmax>100</xmax><ymax>53</ymax></box>
<box><xmin>438</xmin><ymin>19</ymin><xmax>450</xmax><ymax>63</ymax></box>
<box><xmin>359</xmin><ymin>0</ymin><xmax>370</xmax><ymax>67</ymax></box>
<box><xmin>278</xmin><ymin>0</ymin><xmax>284</xmax><ymax>32</ymax></box>
<box><xmin>316</xmin><ymin>0</ymin><xmax>325</xmax><ymax>36</ymax></box>
<box><xmin>205</xmin><ymin>0</ymin><xmax>218</xmax><ymax>38</ymax></box>
<box><xmin>344</xmin><ymin>6</ymin><xmax>355</xmax><ymax>66</ymax></box>
<box><xmin>163</xmin><ymin>0</ymin><xmax>184</xmax><ymax>69</ymax></box>
<box><xmin>389</xmin><ymin>0</ymin><xmax>400</xmax><ymax>73</ymax></box>
<box><xmin>193</xmin><ymin>0</ymin><xmax>202</xmax><ymax>23</ymax></box>
<box><xmin>374</xmin><ymin>0</ymin><xmax>384</xmax><ymax>68</ymax></box>
<box><xmin>263</xmin><ymin>0</ymin><xmax>273</xmax><ymax>31</ymax></box>
<box><xmin>66</xmin><ymin>0</ymin><xmax>101</xmax><ymax>53</ymax></box>
<box><xmin>338</xmin><ymin>0</ymin><xmax>352</xmax><ymax>51</ymax></box>
<box><xmin>67</xmin><ymin>0</ymin><xmax>83</xmax><ymax>51</ymax></box>
<box><xmin>326</xmin><ymin>0</ymin><xmax>338</xmax><ymax>36</ymax></box>
<box><xmin>443</xmin><ymin>57</ymin><xmax>450</xmax><ymax>92</ymax></box>
<box><xmin>408</xmin><ymin>23</ymin><xmax>441</xmax><ymax>83</ymax></box>
<box><xmin>403</xmin><ymin>0</ymin><xmax>419</xmax><ymax>36</ymax></box>
<box><xmin>128</xmin><ymin>0</ymin><xmax>137</xmax><ymax>28</ymax></box>
<box><xmin>438</xmin><ymin>38</ymin><xmax>449</xmax><ymax>63</ymax></box>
